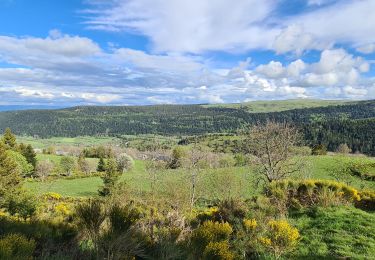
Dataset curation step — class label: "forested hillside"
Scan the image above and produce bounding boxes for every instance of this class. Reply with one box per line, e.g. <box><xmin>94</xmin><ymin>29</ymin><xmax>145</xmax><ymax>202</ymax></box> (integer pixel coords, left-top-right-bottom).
<box><xmin>0</xmin><ymin>100</ymin><xmax>374</xmax><ymax>154</ymax></box>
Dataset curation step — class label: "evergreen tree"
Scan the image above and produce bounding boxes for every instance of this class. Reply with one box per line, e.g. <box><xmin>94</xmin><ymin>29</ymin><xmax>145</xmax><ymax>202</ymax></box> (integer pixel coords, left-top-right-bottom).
<box><xmin>98</xmin><ymin>158</ymin><xmax>119</xmax><ymax>196</ymax></box>
<box><xmin>2</xmin><ymin>128</ymin><xmax>16</xmax><ymax>149</ymax></box>
<box><xmin>0</xmin><ymin>142</ymin><xmax>22</xmax><ymax>202</ymax></box>
<box><xmin>97</xmin><ymin>157</ymin><xmax>106</xmax><ymax>172</ymax></box>
<box><xmin>20</xmin><ymin>144</ymin><xmax>37</xmax><ymax>168</ymax></box>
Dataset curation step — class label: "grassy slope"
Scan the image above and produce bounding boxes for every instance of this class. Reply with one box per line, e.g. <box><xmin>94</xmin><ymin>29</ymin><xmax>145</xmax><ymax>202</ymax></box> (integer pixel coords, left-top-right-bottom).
<box><xmin>204</xmin><ymin>99</ymin><xmax>349</xmax><ymax>113</ymax></box>
<box><xmin>18</xmin><ymin>136</ymin><xmax>118</xmax><ymax>149</ymax></box>
<box><xmin>25</xmin><ymin>155</ymin><xmax>375</xmax><ymax>198</ymax></box>
<box><xmin>290</xmin><ymin>206</ymin><xmax>375</xmax><ymax>259</ymax></box>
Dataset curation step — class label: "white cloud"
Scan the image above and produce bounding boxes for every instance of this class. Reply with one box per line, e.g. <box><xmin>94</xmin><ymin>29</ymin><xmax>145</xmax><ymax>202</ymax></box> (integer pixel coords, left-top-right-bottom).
<box><xmin>0</xmin><ymin>30</ymin><xmax>100</xmax><ymax>59</ymax></box>
<box><xmin>283</xmin><ymin>0</ymin><xmax>375</xmax><ymax>54</ymax></box>
<box><xmin>113</xmin><ymin>48</ymin><xmax>203</xmax><ymax>72</ymax></box>
<box><xmin>357</xmin><ymin>43</ymin><xmax>375</xmax><ymax>54</ymax></box>
<box><xmin>256</xmin><ymin>61</ymin><xmax>285</xmax><ymax>78</ymax></box>
<box><xmin>84</xmin><ymin>0</ymin><xmax>279</xmax><ymax>53</ymax></box>
<box><xmin>84</xmin><ymin>0</ymin><xmax>375</xmax><ymax>55</ymax></box>
<box><xmin>0</xmin><ymin>31</ymin><xmax>373</xmax><ymax>105</ymax></box>
<box><xmin>342</xmin><ymin>86</ymin><xmax>367</xmax><ymax>98</ymax></box>
<box><xmin>81</xmin><ymin>93</ymin><xmax>122</xmax><ymax>103</ymax></box>
<box><xmin>273</xmin><ymin>25</ymin><xmax>321</xmax><ymax>55</ymax></box>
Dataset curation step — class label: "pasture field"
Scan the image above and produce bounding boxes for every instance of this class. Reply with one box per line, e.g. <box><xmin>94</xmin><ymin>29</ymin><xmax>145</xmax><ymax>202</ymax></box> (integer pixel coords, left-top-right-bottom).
<box><xmin>205</xmin><ymin>99</ymin><xmax>349</xmax><ymax>113</ymax></box>
<box><xmin>25</xmin><ymin>155</ymin><xmax>375</xmax><ymax>198</ymax></box>
<box><xmin>18</xmin><ymin>136</ymin><xmax>118</xmax><ymax>149</ymax></box>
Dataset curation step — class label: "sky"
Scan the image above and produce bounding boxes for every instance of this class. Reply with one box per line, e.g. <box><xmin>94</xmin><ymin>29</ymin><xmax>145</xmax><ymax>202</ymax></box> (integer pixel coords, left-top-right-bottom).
<box><xmin>0</xmin><ymin>0</ymin><xmax>375</xmax><ymax>106</ymax></box>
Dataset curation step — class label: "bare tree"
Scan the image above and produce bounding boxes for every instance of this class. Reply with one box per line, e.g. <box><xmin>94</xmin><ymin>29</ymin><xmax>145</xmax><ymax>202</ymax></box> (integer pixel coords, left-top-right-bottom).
<box><xmin>245</xmin><ymin>121</ymin><xmax>303</xmax><ymax>183</ymax></box>
<box><xmin>145</xmin><ymin>158</ymin><xmax>167</xmax><ymax>203</ymax></box>
<box><xmin>184</xmin><ymin>145</ymin><xmax>209</xmax><ymax>210</ymax></box>
<box><xmin>35</xmin><ymin>160</ymin><xmax>54</xmax><ymax>181</ymax></box>
<box><xmin>336</xmin><ymin>143</ymin><xmax>351</xmax><ymax>154</ymax></box>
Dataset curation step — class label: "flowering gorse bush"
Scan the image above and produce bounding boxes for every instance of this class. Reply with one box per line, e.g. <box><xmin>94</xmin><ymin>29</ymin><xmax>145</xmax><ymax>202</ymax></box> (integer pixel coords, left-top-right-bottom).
<box><xmin>260</xmin><ymin>219</ymin><xmax>300</xmax><ymax>258</ymax></box>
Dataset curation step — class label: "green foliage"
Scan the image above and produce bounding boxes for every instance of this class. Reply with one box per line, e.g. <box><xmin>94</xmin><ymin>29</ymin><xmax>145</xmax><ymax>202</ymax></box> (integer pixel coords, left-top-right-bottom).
<box><xmin>0</xmin><ymin>233</ymin><xmax>35</xmax><ymax>260</ymax></box>
<box><xmin>2</xmin><ymin>100</ymin><xmax>375</xmax><ymax>155</ymax></box>
<box><xmin>0</xmin><ymin>142</ymin><xmax>22</xmax><ymax>200</ymax></box>
<box><xmin>75</xmin><ymin>199</ymin><xmax>106</xmax><ymax>251</ymax></box>
<box><xmin>18</xmin><ymin>143</ymin><xmax>37</xmax><ymax>168</ymax></box>
<box><xmin>312</xmin><ymin>144</ymin><xmax>327</xmax><ymax>155</ymax></box>
<box><xmin>5</xmin><ymin>150</ymin><xmax>33</xmax><ymax>177</ymax></box>
<box><xmin>108</xmin><ymin>203</ymin><xmax>142</xmax><ymax>234</ymax></box>
<box><xmin>1</xmin><ymin>128</ymin><xmax>16</xmax><ymax>149</ymax></box>
<box><xmin>99</xmin><ymin>159</ymin><xmax>120</xmax><ymax>196</ymax></box>
<box><xmin>60</xmin><ymin>156</ymin><xmax>75</xmax><ymax>176</ymax></box>
<box><xmin>168</xmin><ymin>146</ymin><xmax>187</xmax><ymax>169</ymax></box>
<box><xmin>97</xmin><ymin>157</ymin><xmax>106</xmax><ymax>172</ymax></box>
<box><xmin>4</xmin><ymin>192</ymin><xmax>37</xmax><ymax>221</ymax></box>
<box><xmin>82</xmin><ymin>145</ymin><xmax>113</xmax><ymax>158</ymax></box>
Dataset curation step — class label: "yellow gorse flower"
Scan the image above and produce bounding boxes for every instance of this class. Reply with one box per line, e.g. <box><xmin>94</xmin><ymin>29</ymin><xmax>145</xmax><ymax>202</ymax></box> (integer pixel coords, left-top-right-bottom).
<box><xmin>243</xmin><ymin>218</ymin><xmax>257</xmax><ymax>230</ymax></box>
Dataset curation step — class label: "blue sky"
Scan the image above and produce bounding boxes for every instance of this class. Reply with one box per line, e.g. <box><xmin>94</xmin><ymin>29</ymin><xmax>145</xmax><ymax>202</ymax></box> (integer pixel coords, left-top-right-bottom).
<box><xmin>0</xmin><ymin>0</ymin><xmax>374</xmax><ymax>106</ymax></box>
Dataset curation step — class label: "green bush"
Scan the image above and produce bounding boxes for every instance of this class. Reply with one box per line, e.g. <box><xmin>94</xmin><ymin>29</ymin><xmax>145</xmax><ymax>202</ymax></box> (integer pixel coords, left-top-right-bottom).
<box><xmin>4</xmin><ymin>193</ymin><xmax>37</xmax><ymax>221</ymax></box>
<box><xmin>0</xmin><ymin>233</ymin><xmax>35</xmax><ymax>260</ymax></box>
<box><xmin>312</xmin><ymin>144</ymin><xmax>327</xmax><ymax>155</ymax></box>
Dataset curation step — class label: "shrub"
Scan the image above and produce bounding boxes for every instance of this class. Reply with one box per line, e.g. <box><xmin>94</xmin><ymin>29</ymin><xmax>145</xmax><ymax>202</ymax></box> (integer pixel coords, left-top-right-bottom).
<box><xmin>42</xmin><ymin>192</ymin><xmax>62</xmax><ymax>201</ymax></box>
<box><xmin>267</xmin><ymin>179</ymin><xmax>361</xmax><ymax>209</ymax></box>
<box><xmin>356</xmin><ymin>190</ymin><xmax>375</xmax><ymax>211</ymax></box>
<box><xmin>108</xmin><ymin>203</ymin><xmax>142</xmax><ymax>234</ymax></box>
<box><xmin>35</xmin><ymin>160</ymin><xmax>54</xmax><ymax>180</ymax></box>
<box><xmin>75</xmin><ymin>199</ymin><xmax>106</xmax><ymax>252</ymax></box>
<box><xmin>234</xmin><ymin>153</ymin><xmax>249</xmax><ymax>167</ymax></box>
<box><xmin>55</xmin><ymin>203</ymin><xmax>71</xmax><ymax>216</ymax></box>
<box><xmin>203</xmin><ymin>241</ymin><xmax>234</xmax><ymax>260</ymax></box>
<box><xmin>260</xmin><ymin>219</ymin><xmax>299</xmax><ymax>258</ymax></box>
<box><xmin>190</xmin><ymin>221</ymin><xmax>233</xmax><ymax>258</ymax></box>
<box><xmin>168</xmin><ymin>146</ymin><xmax>186</xmax><ymax>169</ymax></box>
<box><xmin>4</xmin><ymin>193</ymin><xmax>37</xmax><ymax>221</ymax></box>
<box><xmin>218</xmin><ymin>155</ymin><xmax>236</xmax><ymax>168</ymax></box>
<box><xmin>60</xmin><ymin>156</ymin><xmax>76</xmax><ymax>176</ymax></box>
<box><xmin>0</xmin><ymin>233</ymin><xmax>36</xmax><ymax>260</ymax></box>
<box><xmin>243</xmin><ymin>218</ymin><xmax>257</xmax><ymax>231</ymax></box>
<box><xmin>312</xmin><ymin>144</ymin><xmax>327</xmax><ymax>155</ymax></box>
<box><xmin>116</xmin><ymin>153</ymin><xmax>134</xmax><ymax>173</ymax></box>
<box><xmin>336</xmin><ymin>143</ymin><xmax>351</xmax><ymax>154</ymax></box>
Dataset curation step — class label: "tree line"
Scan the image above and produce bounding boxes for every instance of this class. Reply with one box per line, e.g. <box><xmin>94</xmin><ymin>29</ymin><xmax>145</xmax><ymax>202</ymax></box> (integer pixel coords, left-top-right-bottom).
<box><xmin>0</xmin><ymin>100</ymin><xmax>374</xmax><ymax>155</ymax></box>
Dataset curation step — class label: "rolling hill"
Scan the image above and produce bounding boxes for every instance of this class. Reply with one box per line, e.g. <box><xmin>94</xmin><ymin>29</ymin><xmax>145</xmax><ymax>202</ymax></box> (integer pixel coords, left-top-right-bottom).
<box><xmin>0</xmin><ymin>99</ymin><xmax>374</xmax><ymax>155</ymax></box>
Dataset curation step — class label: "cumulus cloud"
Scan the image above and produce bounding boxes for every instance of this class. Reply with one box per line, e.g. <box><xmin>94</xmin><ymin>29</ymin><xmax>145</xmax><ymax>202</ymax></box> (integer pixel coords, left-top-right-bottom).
<box><xmin>273</xmin><ymin>25</ymin><xmax>322</xmax><ymax>55</ymax></box>
<box><xmin>0</xmin><ymin>31</ymin><xmax>374</xmax><ymax>106</ymax></box>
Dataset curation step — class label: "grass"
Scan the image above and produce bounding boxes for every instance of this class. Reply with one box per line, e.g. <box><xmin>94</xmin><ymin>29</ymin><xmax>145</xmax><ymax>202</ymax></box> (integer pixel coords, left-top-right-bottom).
<box><xmin>18</xmin><ymin>136</ymin><xmax>118</xmax><ymax>149</ymax></box>
<box><xmin>24</xmin><ymin>155</ymin><xmax>375</xmax><ymax>198</ymax></box>
<box><xmin>204</xmin><ymin>99</ymin><xmax>350</xmax><ymax>113</ymax></box>
<box><xmin>290</xmin><ymin>206</ymin><xmax>375</xmax><ymax>259</ymax></box>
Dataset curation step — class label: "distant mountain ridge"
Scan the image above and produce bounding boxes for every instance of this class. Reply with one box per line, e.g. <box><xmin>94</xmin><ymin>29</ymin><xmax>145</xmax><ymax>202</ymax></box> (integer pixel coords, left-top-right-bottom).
<box><xmin>0</xmin><ymin>105</ymin><xmax>64</xmax><ymax>112</ymax></box>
